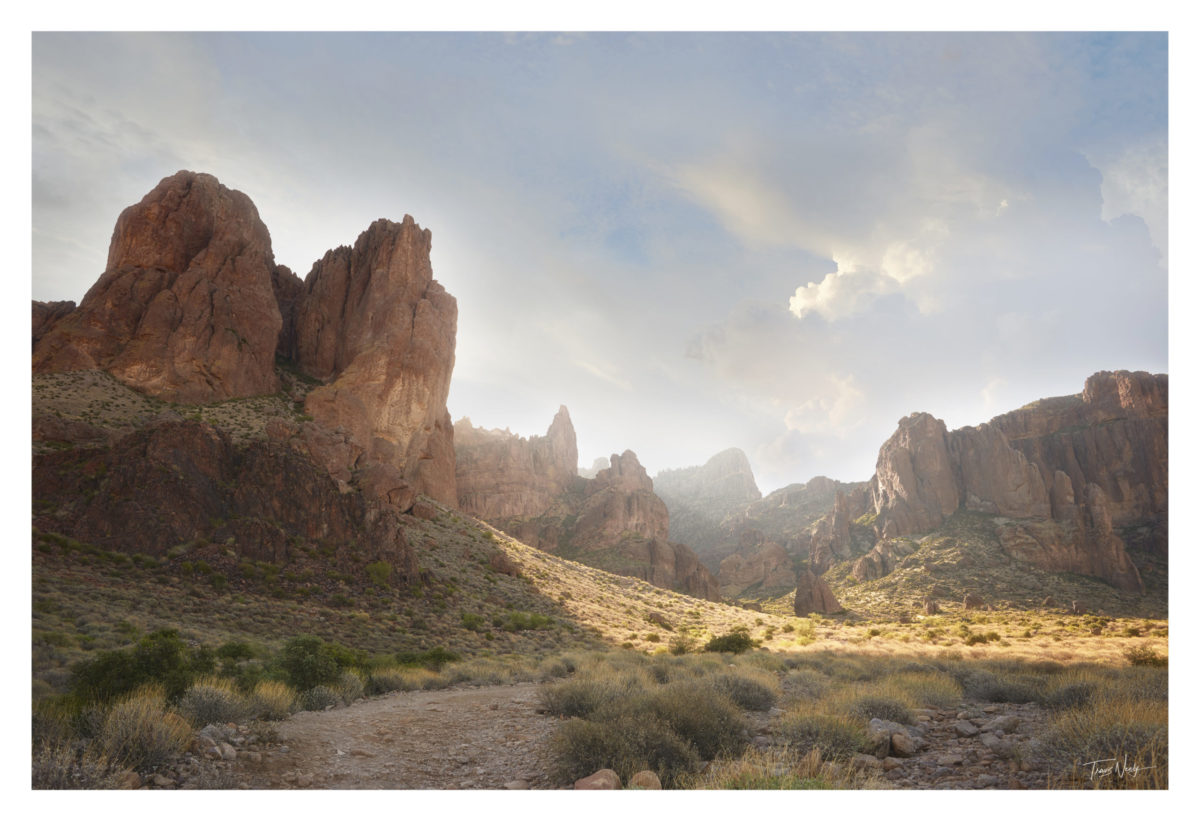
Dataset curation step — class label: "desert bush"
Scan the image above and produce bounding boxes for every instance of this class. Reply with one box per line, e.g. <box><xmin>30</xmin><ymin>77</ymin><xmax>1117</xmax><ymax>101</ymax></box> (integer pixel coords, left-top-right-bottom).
<box><xmin>177</xmin><ymin>676</ymin><xmax>250</xmax><ymax>727</ymax></box>
<box><xmin>299</xmin><ymin>685</ymin><xmax>340</xmax><ymax>712</ymax></box>
<box><xmin>668</xmin><ymin>634</ymin><xmax>696</xmax><ymax>655</ymax></box>
<box><xmin>370</xmin><ymin>667</ymin><xmax>447</xmax><ymax>692</ymax></box>
<box><xmin>1039</xmin><ymin>695</ymin><xmax>1167</xmax><ymax>788</ymax></box>
<box><xmin>32</xmin><ymin>741</ymin><xmax>123</xmax><ymax>790</ymax></box>
<box><xmin>622</xmin><ymin>679</ymin><xmax>747</xmax><ymax>760</ymax></box>
<box><xmin>955</xmin><ymin>669</ymin><xmax>1046</xmax><ymax>703</ymax></box>
<box><xmin>70</xmin><ymin>629</ymin><xmax>214</xmax><ymax>704</ymax></box>
<box><xmin>1123</xmin><ymin>645</ymin><xmax>1167</xmax><ymax>668</ymax></box>
<box><xmin>539</xmin><ymin>670</ymin><xmax>650</xmax><ymax>718</ymax></box>
<box><xmin>364</xmin><ymin>560</ymin><xmax>392</xmax><ymax>587</ymax></box>
<box><xmin>394</xmin><ymin>646</ymin><xmax>460</xmax><ymax>670</ymax></box>
<box><xmin>889</xmin><ymin>670</ymin><xmax>962</xmax><ymax>709</ymax></box>
<box><xmin>277</xmin><ymin>635</ymin><xmax>343</xmax><ymax>691</ymax></box>
<box><xmin>703</xmin><ymin>627</ymin><xmax>757</xmax><ymax>654</ymax></box>
<box><xmin>246</xmin><ymin>680</ymin><xmax>296</xmax><ymax>719</ymax></box>
<box><xmin>1042</xmin><ymin>681</ymin><xmax>1096</xmax><ymax>711</ymax></box>
<box><xmin>336</xmin><ymin>670</ymin><xmax>365</xmax><ymax>705</ymax></box>
<box><xmin>550</xmin><ymin>714</ymin><xmax>700</xmax><ymax>788</ymax></box>
<box><xmin>844</xmin><ymin>695</ymin><xmax>914</xmax><ymax>725</ymax></box>
<box><xmin>776</xmin><ymin>711</ymin><xmax>868</xmax><ymax>760</ymax></box>
<box><xmin>783</xmin><ymin>668</ymin><xmax>831</xmax><ymax>701</ymax></box>
<box><xmin>683</xmin><ymin>747</ymin><xmax>883</xmax><ymax>790</ymax></box>
<box><xmin>704</xmin><ymin>670</ymin><xmax>778</xmax><ymax>711</ymax></box>
<box><xmin>98</xmin><ymin>686</ymin><xmax>192</xmax><ymax>771</ymax></box>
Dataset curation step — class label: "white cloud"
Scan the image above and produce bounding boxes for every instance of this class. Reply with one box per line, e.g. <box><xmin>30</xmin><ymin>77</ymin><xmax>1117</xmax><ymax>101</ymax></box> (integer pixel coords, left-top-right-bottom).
<box><xmin>784</xmin><ymin>374</ymin><xmax>867</xmax><ymax>436</ymax></box>
<box><xmin>788</xmin><ymin>266</ymin><xmax>901</xmax><ymax>321</ymax></box>
<box><xmin>1091</xmin><ymin>137</ymin><xmax>1167</xmax><ymax>258</ymax></box>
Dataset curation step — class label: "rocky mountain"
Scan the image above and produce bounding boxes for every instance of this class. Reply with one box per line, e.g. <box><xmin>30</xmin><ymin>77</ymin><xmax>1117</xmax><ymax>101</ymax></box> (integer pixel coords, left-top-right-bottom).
<box><xmin>455</xmin><ymin>412</ymin><xmax>720</xmax><ymax>601</ymax></box>
<box><xmin>654</xmin><ymin>448</ymin><xmax>762</xmax><ymax>561</ymax></box>
<box><xmin>32</xmin><ymin>170</ymin><xmax>458</xmax><ymax>507</ymax></box>
<box><xmin>804</xmin><ymin>370</ymin><xmax>1166</xmax><ymax>600</ymax></box>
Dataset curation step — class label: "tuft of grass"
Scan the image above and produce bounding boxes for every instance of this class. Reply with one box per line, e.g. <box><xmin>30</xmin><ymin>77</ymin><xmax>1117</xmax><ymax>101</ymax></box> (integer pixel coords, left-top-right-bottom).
<box><xmin>1123</xmin><ymin>644</ymin><xmax>1167</xmax><ymax>668</ymax></box>
<box><xmin>32</xmin><ymin>742</ymin><xmax>124</xmax><ymax>790</ymax></box>
<box><xmin>550</xmin><ymin>713</ymin><xmax>700</xmax><ymax>788</ymax></box>
<box><xmin>98</xmin><ymin>685</ymin><xmax>192</xmax><ymax>771</ymax></box>
<box><xmin>775</xmin><ymin>710</ymin><xmax>868</xmax><ymax>760</ymax></box>
<box><xmin>246</xmin><ymin>680</ymin><xmax>296</xmax><ymax>720</ymax></box>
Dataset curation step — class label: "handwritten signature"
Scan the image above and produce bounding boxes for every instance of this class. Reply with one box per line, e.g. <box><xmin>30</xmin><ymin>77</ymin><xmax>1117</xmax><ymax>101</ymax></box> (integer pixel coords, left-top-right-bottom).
<box><xmin>1082</xmin><ymin>755</ymin><xmax>1157</xmax><ymax>781</ymax></box>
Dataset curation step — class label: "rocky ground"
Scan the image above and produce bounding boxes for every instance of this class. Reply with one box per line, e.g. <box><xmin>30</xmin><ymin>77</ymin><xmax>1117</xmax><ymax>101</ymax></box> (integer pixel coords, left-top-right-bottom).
<box><xmin>136</xmin><ymin>682</ymin><xmax>1061</xmax><ymax>790</ymax></box>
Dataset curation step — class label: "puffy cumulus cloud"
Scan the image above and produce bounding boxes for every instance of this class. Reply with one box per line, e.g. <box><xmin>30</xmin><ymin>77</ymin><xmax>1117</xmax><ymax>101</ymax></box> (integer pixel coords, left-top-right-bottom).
<box><xmin>788</xmin><ymin>266</ymin><xmax>901</xmax><ymax>322</ymax></box>
<box><xmin>1090</xmin><ymin>136</ymin><xmax>1167</xmax><ymax>259</ymax></box>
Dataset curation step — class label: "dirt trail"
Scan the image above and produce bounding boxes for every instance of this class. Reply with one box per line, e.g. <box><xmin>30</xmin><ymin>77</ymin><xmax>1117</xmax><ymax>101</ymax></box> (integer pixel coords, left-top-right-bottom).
<box><xmin>232</xmin><ymin>683</ymin><xmax>559</xmax><ymax>789</ymax></box>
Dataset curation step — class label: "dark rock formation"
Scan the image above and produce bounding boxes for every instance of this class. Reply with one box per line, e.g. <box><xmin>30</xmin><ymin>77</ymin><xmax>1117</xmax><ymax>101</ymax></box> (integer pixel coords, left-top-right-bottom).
<box><xmin>294</xmin><ymin>217</ymin><xmax>458</xmax><ymax>506</ymax></box>
<box><xmin>32</xmin><ymin>419</ymin><xmax>418</xmax><ymax>579</ymax></box>
<box><xmin>32</xmin><ymin>300</ymin><xmax>76</xmax><ymax>348</ymax></box>
<box><xmin>33</xmin><ymin>171</ymin><xmax>283</xmax><ymax>402</ymax></box>
<box><xmin>793</xmin><ymin>566</ymin><xmax>841</xmax><ymax>615</ymax></box>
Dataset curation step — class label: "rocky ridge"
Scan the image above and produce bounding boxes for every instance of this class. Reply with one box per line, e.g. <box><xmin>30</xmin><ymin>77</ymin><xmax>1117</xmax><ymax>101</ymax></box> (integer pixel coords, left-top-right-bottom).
<box><xmin>455</xmin><ymin>412</ymin><xmax>720</xmax><ymax>601</ymax></box>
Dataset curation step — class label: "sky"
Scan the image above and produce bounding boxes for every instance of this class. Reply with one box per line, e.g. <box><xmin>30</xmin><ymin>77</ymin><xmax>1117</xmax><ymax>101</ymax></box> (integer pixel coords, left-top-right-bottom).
<box><xmin>30</xmin><ymin>31</ymin><xmax>1170</xmax><ymax>494</ymax></box>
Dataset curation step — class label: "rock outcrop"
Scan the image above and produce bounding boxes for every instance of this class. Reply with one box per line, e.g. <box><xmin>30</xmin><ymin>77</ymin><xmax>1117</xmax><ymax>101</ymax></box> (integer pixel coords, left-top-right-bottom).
<box><xmin>454</xmin><ymin>411</ymin><xmax>720</xmax><ymax>601</ymax></box>
<box><xmin>32</xmin><ymin>300</ymin><xmax>76</xmax><ymax>348</ymax></box>
<box><xmin>793</xmin><ymin>566</ymin><xmax>841</xmax><ymax>615</ymax></box>
<box><xmin>455</xmin><ymin>407</ymin><xmax>579</xmax><ymax>521</ymax></box>
<box><xmin>33</xmin><ymin>171</ymin><xmax>284</xmax><ymax>403</ymax></box>
<box><xmin>717</xmin><ymin>531</ymin><xmax>795</xmax><ymax>597</ymax></box>
<box><xmin>32</xmin><ymin>419</ymin><xmax>419</xmax><ymax>579</ymax></box>
<box><xmin>654</xmin><ymin>448</ymin><xmax>763</xmax><ymax>565</ymax></box>
<box><xmin>826</xmin><ymin>371</ymin><xmax>1166</xmax><ymax>593</ymax></box>
<box><xmin>294</xmin><ymin>217</ymin><xmax>458</xmax><ymax>506</ymax></box>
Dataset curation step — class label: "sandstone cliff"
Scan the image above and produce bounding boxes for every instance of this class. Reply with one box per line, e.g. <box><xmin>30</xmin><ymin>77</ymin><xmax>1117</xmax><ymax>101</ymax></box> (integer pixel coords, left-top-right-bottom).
<box><xmin>455</xmin><ymin>407</ymin><xmax>579</xmax><ymax>521</ymax></box>
<box><xmin>654</xmin><ymin>448</ymin><xmax>763</xmax><ymax>563</ymax></box>
<box><xmin>836</xmin><ymin>371</ymin><xmax>1165</xmax><ymax>593</ymax></box>
<box><xmin>33</xmin><ymin>171</ymin><xmax>284</xmax><ymax>403</ymax></box>
<box><xmin>717</xmin><ymin>531</ymin><xmax>795</xmax><ymax>598</ymax></box>
<box><xmin>294</xmin><ymin>217</ymin><xmax>458</xmax><ymax>506</ymax></box>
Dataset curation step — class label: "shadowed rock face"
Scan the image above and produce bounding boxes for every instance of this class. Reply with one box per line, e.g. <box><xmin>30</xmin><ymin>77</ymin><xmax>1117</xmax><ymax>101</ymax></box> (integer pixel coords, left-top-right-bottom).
<box><xmin>793</xmin><ymin>567</ymin><xmax>841</xmax><ymax>615</ymax></box>
<box><xmin>31</xmin><ymin>419</ymin><xmax>419</xmax><ymax>579</ymax></box>
<box><xmin>718</xmin><ymin>534</ymin><xmax>795</xmax><ymax>597</ymax></box>
<box><xmin>295</xmin><ymin>217</ymin><xmax>458</xmax><ymax>506</ymax></box>
<box><xmin>33</xmin><ymin>171</ymin><xmax>283</xmax><ymax>403</ymax></box>
<box><xmin>32</xmin><ymin>300</ymin><xmax>76</xmax><ymax>348</ymax></box>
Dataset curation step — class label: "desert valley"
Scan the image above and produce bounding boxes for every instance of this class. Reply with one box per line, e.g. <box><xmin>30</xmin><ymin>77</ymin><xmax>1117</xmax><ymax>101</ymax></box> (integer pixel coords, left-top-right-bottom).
<box><xmin>31</xmin><ymin>172</ymin><xmax>1167</xmax><ymax>791</ymax></box>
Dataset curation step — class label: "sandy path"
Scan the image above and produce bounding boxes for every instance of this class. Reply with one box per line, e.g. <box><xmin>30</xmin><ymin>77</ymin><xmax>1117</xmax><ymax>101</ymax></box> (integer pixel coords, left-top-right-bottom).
<box><xmin>233</xmin><ymin>683</ymin><xmax>560</xmax><ymax>789</ymax></box>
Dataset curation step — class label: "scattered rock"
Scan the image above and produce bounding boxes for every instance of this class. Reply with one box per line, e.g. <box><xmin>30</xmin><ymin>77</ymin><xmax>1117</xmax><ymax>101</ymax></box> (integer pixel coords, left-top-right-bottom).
<box><xmin>629</xmin><ymin>771</ymin><xmax>662</xmax><ymax>790</ymax></box>
<box><xmin>891</xmin><ymin>732</ymin><xmax>917</xmax><ymax>757</ymax></box>
<box><xmin>504</xmin><ymin>780</ymin><xmax>530</xmax><ymax>790</ymax></box>
<box><xmin>850</xmin><ymin>754</ymin><xmax>883</xmax><ymax>770</ymax></box>
<box><xmin>575</xmin><ymin>769</ymin><xmax>622</xmax><ymax>790</ymax></box>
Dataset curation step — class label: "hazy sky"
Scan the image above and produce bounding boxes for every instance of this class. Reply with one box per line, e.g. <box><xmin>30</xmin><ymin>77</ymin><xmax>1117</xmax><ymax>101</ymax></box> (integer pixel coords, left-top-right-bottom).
<box><xmin>31</xmin><ymin>32</ymin><xmax>1168</xmax><ymax>493</ymax></box>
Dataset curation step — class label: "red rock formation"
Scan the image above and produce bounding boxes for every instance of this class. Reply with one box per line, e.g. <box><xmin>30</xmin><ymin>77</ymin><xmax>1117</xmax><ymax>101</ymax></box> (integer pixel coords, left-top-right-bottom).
<box><xmin>793</xmin><ymin>567</ymin><xmax>841</xmax><ymax>615</ymax></box>
<box><xmin>32</xmin><ymin>300</ymin><xmax>75</xmax><ymax>348</ymax></box>
<box><xmin>574</xmin><ymin>451</ymin><xmax>671</xmax><ymax>544</ymax></box>
<box><xmin>872</xmin><ymin>413</ymin><xmax>960</xmax><ymax>539</ymax></box>
<box><xmin>33</xmin><ymin>171</ymin><xmax>283</xmax><ymax>402</ymax></box>
<box><xmin>718</xmin><ymin>534</ymin><xmax>795</xmax><ymax>597</ymax></box>
<box><xmin>851</xmin><ymin>538</ymin><xmax>918</xmax><ymax>582</ymax></box>
<box><xmin>32</xmin><ymin>419</ymin><xmax>419</xmax><ymax>579</ymax></box>
<box><xmin>294</xmin><ymin>217</ymin><xmax>458</xmax><ymax>506</ymax></box>
<box><xmin>454</xmin><ymin>407</ymin><xmax>579</xmax><ymax>520</ymax></box>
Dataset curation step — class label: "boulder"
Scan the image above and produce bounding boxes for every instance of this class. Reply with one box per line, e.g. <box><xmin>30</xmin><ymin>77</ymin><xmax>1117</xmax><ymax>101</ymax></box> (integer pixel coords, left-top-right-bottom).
<box><xmin>793</xmin><ymin>567</ymin><xmax>841</xmax><ymax>615</ymax></box>
<box><xmin>574</xmin><ymin>769</ymin><xmax>621</xmax><ymax>790</ymax></box>
<box><xmin>629</xmin><ymin>770</ymin><xmax>662</xmax><ymax>790</ymax></box>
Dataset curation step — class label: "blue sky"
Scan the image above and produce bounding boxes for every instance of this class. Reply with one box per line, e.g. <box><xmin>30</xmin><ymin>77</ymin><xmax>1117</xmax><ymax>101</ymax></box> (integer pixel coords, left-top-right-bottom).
<box><xmin>31</xmin><ymin>31</ymin><xmax>1169</xmax><ymax>493</ymax></box>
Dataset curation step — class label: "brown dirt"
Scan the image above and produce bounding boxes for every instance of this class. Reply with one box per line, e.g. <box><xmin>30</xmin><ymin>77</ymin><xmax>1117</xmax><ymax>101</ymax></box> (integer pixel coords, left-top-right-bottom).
<box><xmin>231</xmin><ymin>683</ymin><xmax>559</xmax><ymax>789</ymax></box>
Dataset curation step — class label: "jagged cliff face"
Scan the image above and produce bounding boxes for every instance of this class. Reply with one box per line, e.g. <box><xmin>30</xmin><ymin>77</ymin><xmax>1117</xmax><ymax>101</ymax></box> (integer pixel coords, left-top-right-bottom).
<box><xmin>655</xmin><ymin>448</ymin><xmax>763</xmax><ymax>562</ymax></box>
<box><xmin>844</xmin><ymin>371</ymin><xmax>1165</xmax><ymax>592</ymax></box>
<box><xmin>454</xmin><ymin>407</ymin><xmax>579</xmax><ymax>521</ymax></box>
<box><xmin>294</xmin><ymin>217</ymin><xmax>458</xmax><ymax>506</ymax></box>
<box><xmin>454</xmin><ymin>413</ymin><xmax>721</xmax><ymax>601</ymax></box>
<box><xmin>717</xmin><ymin>531</ymin><xmax>795</xmax><ymax>598</ymax></box>
<box><xmin>33</xmin><ymin>172</ymin><xmax>284</xmax><ymax>403</ymax></box>
<box><xmin>31</xmin><ymin>171</ymin><xmax>459</xmax><ymax>508</ymax></box>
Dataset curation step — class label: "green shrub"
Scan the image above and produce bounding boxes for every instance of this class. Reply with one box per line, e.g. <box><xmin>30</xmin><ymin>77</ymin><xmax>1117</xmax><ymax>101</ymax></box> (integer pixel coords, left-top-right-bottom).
<box><xmin>70</xmin><ymin>629</ymin><xmax>213</xmax><ymax>704</ymax></box>
<box><xmin>540</xmin><ymin>672</ymin><xmax>648</xmax><ymax>718</ymax></box>
<box><xmin>845</xmin><ymin>695</ymin><xmax>913</xmax><ymax>725</ymax></box>
<box><xmin>550</xmin><ymin>714</ymin><xmax>700</xmax><ymax>788</ymax></box>
<box><xmin>621</xmin><ymin>679</ymin><xmax>747</xmax><ymax>760</ymax></box>
<box><xmin>703</xmin><ymin>628</ymin><xmax>757</xmax><ymax>654</ymax></box>
<box><xmin>460</xmin><ymin>612</ymin><xmax>485</xmax><ymax>631</ymax></box>
<box><xmin>278</xmin><ymin>636</ymin><xmax>343</xmax><ymax>691</ymax></box>
<box><xmin>98</xmin><ymin>686</ymin><xmax>192</xmax><ymax>770</ymax></box>
<box><xmin>299</xmin><ymin>685</ymin><xmax>340</xmax><ymax>712</ymax></box>
<box><xmin>177</xmin><ymin>677</ymin><xmax>250</xmax><ymax>727</ymax></box>
<box><xmin>365</xmin><ymin>561</ymin><xmax>392</xmax><ymax>588</ymax></box>
<box><xmin>1124</xmin><ymin>645</ymin><xmax>1168</xmax><ymax>668</ymax></box>
<box><xmin>705</xmin><ymin>670</ymin><xmax>778</xmax><ymax>711</ymax></box>
<box><xmin>776</xmin><ymin>712</ymin><xmax>867</xmax><ymax>760</ymax></box>
<box><xmin>668</xmin><ymin>634</ymin><xmax>696</xmax><ymax>655</ymax></box>
<box><xmin>394</xmin><ymin>646</ymin><xmax>460</xmax><ymax>670</ymax></box>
